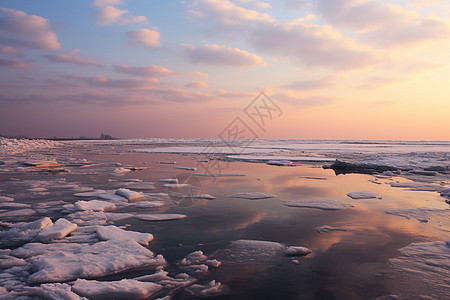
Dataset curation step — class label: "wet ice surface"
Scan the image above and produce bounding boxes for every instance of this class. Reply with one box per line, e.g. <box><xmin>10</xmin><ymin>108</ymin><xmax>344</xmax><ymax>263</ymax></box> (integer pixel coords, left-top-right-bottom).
<box><xmin>0</xmin><ymin>138</ymin><xmax>449</xmax><ymax>299</ymax></box>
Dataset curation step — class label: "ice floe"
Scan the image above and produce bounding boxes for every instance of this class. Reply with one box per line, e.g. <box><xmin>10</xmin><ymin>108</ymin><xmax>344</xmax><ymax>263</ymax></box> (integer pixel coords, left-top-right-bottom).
<box><xmin>193</xmin><ymin>173</ymin><xmax>246</xmax><ymax>177</ymax></box>
<box><xmin>115</xmin><ymin>188</ymin><xmax>145</xmax><ymax>201</ymax></box>
<box><xmin>228</xmin><ymin>192</ymin><xmax>277</xmax><ymax>200</ymax></box>
<box><xmin>284</xmin><ymin>199</ymin><xmax>353</xmax><ymax>210</ymax></box>
<box><xmin>347</xmin><ymin>191</ymin><xmax>381</xmax><ymax>199</ymax></box>
<box><xmin>385</xmin><ymin>207</ymin><xmax>450</xmax><ymax>223</ymax></box>
<box><xmin>132</xmin><ymin>200</ymin><xmax>166</xmax><ymax>208</ymax></box>
<box><xmin>26</xmin><ymin>283</ymin><xmax>87</xmax><ymax>300</ymax></box>
<box><xmin>0</xmin><ymin>218</ymin><xmax>52</xmax><ymax>247</ymax></box>
<box><xmin>135</xmin><ymin>214</ymin><xmax>187</xmax><ymax>221</ymax></box>
<box><xmin>21</xmin><ymin>159</ymin><xmax>62</xmax><ymax>168</ymax></box>
<box><xmin>74</xmin><ymin>200</ymin><xmax>116</xmax><ymax>212</ymax></box>
<box><xmin>388</xmin><ymin>241</ymin><xmax>450</xmax><ymax>299</ymax></box>
<box><xmin>158</xmin><ymin>178</ymin><xmax>178</xmax><ymax>183</ymax></box>
<box><xmin>13</xmin><ymin>239</ymin><xmax>166</xmax><ymax>283</ymax></box>
<box><xmin>72</xmin><ymin>278</ymin><xmax>162</xmax><ymax>300</ymax></box>
<box><xmin>213</xmin><ymin>240</ymin><xmax>286</xmax><ymax>265</ymax></box>
<box><xmin>38</xmin><ymin>218</ymin><xmax>77</xmax><ymax>242</ymax></box>
<box><xmin>124</xmin><ymin>182</ymin><xmax>155</xmax><ymax>190</ymax></box>
<box><xmin>96</xmin><ymin>225</ymin><xmax>153</xmax><ymax>246</ymax></box>
<box><xmin>0</xmin><ymin>203</ymin><xmax>30</xmax><ymax>209</ymax></box>
<box><xmin>315</xmin><ymin>225</ymin><xmax>350</xmax><ymax>233</ymax></box>
<box><xmin>0</xmin><ymin>208</ymin><xmax>35</xmax><ymax>218</ymax></box>
<box><xmin>174</xmin><ymin>166</ymin><xmax>197</xmax><ymax>171</ymax></box>
<box><xmin>0</xmin><ymin>137</ymin><xmax>60</xmax><ymax>155</ymax></box>
<box><xmin>285</xmin><ymin>246</ymin><xmax>312</xmax><ymax>256</ymax></box>
<box><xmin>0</xmin><ymin>196</ymin><xmax>14</xmax><ymax>202</ymax></box>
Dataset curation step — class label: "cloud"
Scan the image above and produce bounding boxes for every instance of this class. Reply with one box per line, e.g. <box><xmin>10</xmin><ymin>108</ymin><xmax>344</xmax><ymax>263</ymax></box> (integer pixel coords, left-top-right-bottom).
<box><xmin>0</xmin><ymin>45</ymin><xmax>19</xmax><ymax>56</ymax></box>
<box><xmin>43</xmin><ymin>50</ymin><xmax>104</xmax><ymax>67</ymax></box>
<box><xmin>316</xmin><ymin>0</ymin><xmax>450</xmax><ymax>48</ymax></box>
<box><xmin>127</xmin><ymin>29</ymin><xmax>160</xmax><ymax>49</ymax></box>
<box><xmin>146</xmin><ymin>88</ymin><xmax>215</xmax><ymax>102</ymax></box>
<box><xmin>96</xmin><ymin>5</ymin><xmax>147</xmax><ymax>26</ymax></box>
<box><xmin>249</xmin><ymin>21</ymin><xmax>373</xmax><ymax>70</ymax></box>
<box><xmin>92</xmin><ymin>0</ymin><xmax>123</xmax><ymax>7</ymax></box>
<box><xmin>184</xmin><ymin>81</ymin><xmax>209</xmax><ymax>88</ymax></box>
<box><xmin>113</xmin><ymin>64</ymin><xmax>172</xmax><ymax>77</ymax></box>
<box><xmin>273</xmin><ymin>93</ymin><xmax>337</xmax><ymax>107</ymax></box>
<box><xmin>0</xmin><ymin>8</ymin><xmax>61</xmax><ymax>51</ymax></box>
<box><xmin>183</xmin><ymin>44</ymin><xmax>266</xmax><ymax>67</ymax></box>
<box><xmin>188</xmin><ymin>0</ymin><xmax>275</xmax><ymax>28</ymax></box>
<box><xmin>280</xmin><ymin>76</ymin><xmax>342</xmax><ymax>91</ymax></box>
<box><xmin>0</xmin><ymin>58</ymin><xmax>33</xmax><ymax>69</ymax></box>
<box><xmin>71</xmin><ymin>75</ymin><xmax>159</xmax><ymax>90</ymax></box>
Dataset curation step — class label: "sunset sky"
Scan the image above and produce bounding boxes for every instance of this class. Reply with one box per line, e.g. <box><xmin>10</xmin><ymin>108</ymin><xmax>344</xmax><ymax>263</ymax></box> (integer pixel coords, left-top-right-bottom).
<box><xmin>0</xmin><ymin>0</ymin><xmax>449</xmax><ymax>140</ymax></box>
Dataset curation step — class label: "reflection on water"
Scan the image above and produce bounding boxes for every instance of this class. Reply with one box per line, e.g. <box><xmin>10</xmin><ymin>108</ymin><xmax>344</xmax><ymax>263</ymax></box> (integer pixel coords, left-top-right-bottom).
<box><xmin>1</xmin><ymin>148</ymin><xmax>448</xmax><ymax>300</ymax></box>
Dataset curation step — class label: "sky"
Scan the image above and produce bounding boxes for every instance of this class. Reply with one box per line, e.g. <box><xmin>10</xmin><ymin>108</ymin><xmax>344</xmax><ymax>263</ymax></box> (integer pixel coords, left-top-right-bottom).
<box><xmin>0</xmin><ymin>0</ymin><xmax>449</xmax><ymax>140</ymax></box>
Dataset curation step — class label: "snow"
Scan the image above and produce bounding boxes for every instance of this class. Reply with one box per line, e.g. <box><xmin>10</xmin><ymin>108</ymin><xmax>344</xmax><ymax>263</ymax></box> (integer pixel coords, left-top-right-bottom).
<box><xmin>13</xmin><ymin>239</ymin><xmax>166</xmax><ymax>283</ymax></box>
<box><xmin>315</xmin><ymin>225</ymin><xmax>350</xmax><ymax>233</ymax></box>
<box><xmin>38</xmin><ymin>219</ymin><xmax>77</xmax><ymax>242</ymax></box>
<box><xmin>26</xmin><ymin>283</ymin><xmax>87</xmax><ymax>300</ymax></box>
<box><xmin>284</xmin><ymin>199</ymin><xmax>354</xmax><ymax>210</ymax></box>
<box><xmin>385</xmin><ymin>207</ymin><xmax>450</xmax><ymax>223</ymax></box>
<box><xmin>72</xmin><ymin>278</ymin><xmax>163</xmax><ymax>300</ymax></box>
<box><xmin>74</xmin><ymin>200</ymin><xmax>116</xmax><ymax>212</ymax></box>
<box><xmin>285</xmin><ymin>246</ymin><xmax>312</xmax><ymax>256</ymax></box>
<box><xmin>347</xmin><ymin>191</ymin><xmax>381</xmax><ymax>199</ymax></box>
<box><xmin>115</xmin><ymin>188</ymin><xmax>145</xmax><ymax>201</ymax></box>
<box><xmin>227</xmin><ymin>155</ymin><xmax>334</xmax><ymax>163</ymax></box>
<box><xmin>135</xmin><ymin>214</ymin><xmax>187</xmax><ymax>221</ymax></box>
<box><xmin>0</xmin><ymin>208</ymin><xmax>35</xmax><ymax>218</ymax></box>
<box><xmin>96</xmin><ymin>225</ymin><xmax>153</xmax><ymax>246</ymax></box>
<box><xmin>228</xmin><ymin>192</ymin><xmax>277</xmax><ymax>200</ymax></box>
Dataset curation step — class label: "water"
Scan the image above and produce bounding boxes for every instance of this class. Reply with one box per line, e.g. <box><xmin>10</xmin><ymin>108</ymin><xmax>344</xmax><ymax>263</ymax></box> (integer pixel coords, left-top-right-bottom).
<box><xmin>0</xmin><ymin>139</ymin><xmax>449</xmax><ymax>299</ymax></box>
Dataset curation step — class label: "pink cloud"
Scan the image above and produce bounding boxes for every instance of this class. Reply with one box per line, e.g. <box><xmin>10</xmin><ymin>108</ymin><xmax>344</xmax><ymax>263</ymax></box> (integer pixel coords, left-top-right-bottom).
<box><xmin>127</xmin><ymin>29</ymin><xmax>160</xmax><ymax>49</ymax></box>
<box><xmin>0</xmin><ymin>45</ymin><xmax>19</xmax><ymax>56</ymax></box>
<box><xmin>183</xmin><ymin>44</ymin><xmax>265</xmax><ymax>67</ymax></box>
<box><xmin>249</xmin><ymin>21</ymin><xmax>373</xmax><ymax>70</ymax></box>
<box><xmin>43</xmin><ymin>51</ymin><xmax>104</xmax><ymax>67</ymax></box>
<box><xmin>0</xmin><ymin>8</ymin><xmax>61</xmax><ymax>51</ymax></box>
<box><xmin>184</xmin><ymin>81</ymin><xmax>209</xmax><ymax>88</ymax></box>
<box><xmin>113</xmin><ymin>64</ymin><xmax>173</xmax><ymax>77</ymax></box>
<box><xmin>0</xmin><ymin>58</ymin><xmax>33</xmax><ymax>69</ymax></box>
<box><xmin>189</xmin><ymin>0</ymin><xmax>275</xmax><ymax>27</ymax></box>
<box><xmin>316</xmin><ymin>0</ymin><xmax>450</xmax><ymax>48</ymax></box>
<box><xmin>96</xmin><ymin>5</ymin><xmax>147</xmax><ymax>26</ymax></box>
<box><xmin>280</xmin><ymin>76</ymin><xmax>342</xmax><ymax>91</ymax></box>
<box><xmin>71</xmin><ymin>75</ymin><xmax>159</xmax><ymax>90</ymax></box>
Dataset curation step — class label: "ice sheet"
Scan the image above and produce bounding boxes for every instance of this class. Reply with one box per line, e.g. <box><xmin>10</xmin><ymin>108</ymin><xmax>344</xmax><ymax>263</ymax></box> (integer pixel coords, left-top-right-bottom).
<box><xmin>228</xmin><ymin>192</ymin><xmax>277</xmax><ymax>200</ymax></box>
<box><xmin>284</xmin><ymin>199</ymin><xmax>354</xmax><ymax>210</ymax></box>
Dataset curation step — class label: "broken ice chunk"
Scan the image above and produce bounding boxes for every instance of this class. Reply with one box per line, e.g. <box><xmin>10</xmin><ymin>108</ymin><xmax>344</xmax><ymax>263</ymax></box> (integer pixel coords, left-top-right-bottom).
<box><xmin>315</xmin><ymin>225</ymin><xmax>350</xmax><ymax>233</ymax></box>
<box><xmin>26</xmin><ymin>283</ymin><xmax>87</xmax><ymax>300</ymax></box>
<box><xmin>228</xmin><ymin>192</ymin><xmax>276</xmax><ymax>200</ymax></box>
<box><xmin>0</xmin><ymin>208</ymin><xmax>35</xmax><ymax>218</ymax></box>
<box><xmin>347</xmin><ymin>191</ymin><xmax>381</xmax><ymax>199</ymax></box>
<box><xmin>74</xmin><ymin>200</ymin><xmax>116</xmax><ymax>212</ymax></box>
<box><xmin>135</xmin><ymin>214</ymin><xmax>187</xmax><ymax>221</ymax></box>
<box><xmin>72</xmin><ymin>278</ymin><xmax>163</xmax><ymax>300</ymax></box>
<box><xmin>285</xmin><ymin>246</ymin><xmax>312</xmax><ymax>257</ymax></box>
<box><xmin>96</xmin><ymin>225</ymin><xmax>153</xmax><ymax>246</ymax></box>
<box><xmin>38</xmin><ymin>218</ymin><xmax>77</xmax><ymax>242</ymax></box>
<box><xmin>284</xmin><ymin>199</ymin><xmax>353</xmax><ymax>210</ymax></box>
<box><xmin>115</xmin><ymin>188</ymin><xmax>145</xmax><ymax>201</ymax></box>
